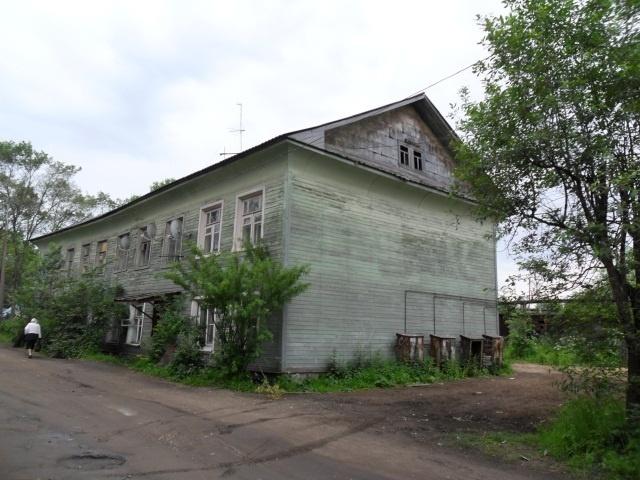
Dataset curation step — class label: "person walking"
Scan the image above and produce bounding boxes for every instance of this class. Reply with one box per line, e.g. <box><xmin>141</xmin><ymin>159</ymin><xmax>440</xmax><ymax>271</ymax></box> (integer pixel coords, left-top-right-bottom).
<box><xmin>24</xmin><ymin>318</ymin><xmax>41</xmax><ymax>359</ymax></box>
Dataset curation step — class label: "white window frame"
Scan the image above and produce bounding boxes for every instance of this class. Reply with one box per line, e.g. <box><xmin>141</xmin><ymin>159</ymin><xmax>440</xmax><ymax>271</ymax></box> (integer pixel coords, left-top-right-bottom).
<box><xmin>122</xmin><ymin>303</ymin><xmax>146</xmax><ymax>346</ymax></box>
<box><xmin>399</xmin><ymin>145</ymin><xmax>410</xmax><ymax>166</ymax></box>
<box><xmin>162</xmin><ymin>217</ymin><xmax>184</xmax><ymax>262</ymax></box>
<box><xmin>413</xmin><ymin>150</ymin><xmax>423</xmax><ymax>171</ymax></box>
<box><xmin>197</xmin><ymin>201</ymin><xmax>223</xmax><ymax>255</ymax></box>
<box><xmin>233</xmin><ymin>188</ymin><xmax>265</xmax><ymax>251</ymax></box>
<box><xmin>190</xmin><ymin>300</ymin><xmax>217</xmax><ymax>352</ymax></box>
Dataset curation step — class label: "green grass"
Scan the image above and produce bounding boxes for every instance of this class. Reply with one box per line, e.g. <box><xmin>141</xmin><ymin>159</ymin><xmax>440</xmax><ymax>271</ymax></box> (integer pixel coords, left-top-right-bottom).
<box><xmin>537</xmin><ymin>397</ymin><xmax>639</xmax><ymax>479</ymax></box>
<box><xmin>80</xmin><ymin>352</ymin><xmax>256</xmax><ymax>391</ymax></box>
<box><xmin>455</xmin><ymin>431</ymin><xmax>539</xmax><ymax>462</ymax></box>
<box><xmin>505</xmin><ymin>338</ymin><xmax>581</xmax><ymax>367</ymax></box>
<box><xmin>81</xmin><ymin>351</ymin><xmax>508</xmax><ymax>394</ymax></box>
<box><xmin>457</xmin><ymin>396</ymin><xmax>639</xmax><ymax>480</ymax></box>
<box><xmin>276</xmin><ymin>358</ymin><xmax>510</xmax><ymax>393</ymax></box>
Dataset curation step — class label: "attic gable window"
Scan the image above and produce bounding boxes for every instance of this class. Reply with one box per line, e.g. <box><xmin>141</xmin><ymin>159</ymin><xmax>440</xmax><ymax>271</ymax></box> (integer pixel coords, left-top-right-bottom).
<box><xmin>413</xmin><ymin>151</ymin><xmax>423</xmax><ymax>171</ymax></box>
<box><xmin>399</xmin><ymin>143</ymin><xmax>424</xmax><ymax>172</ymax></box>
<box><xmin>399</xmin><ymin>145</ymin><xmax>410</xmax><ymax>166</ymax></box>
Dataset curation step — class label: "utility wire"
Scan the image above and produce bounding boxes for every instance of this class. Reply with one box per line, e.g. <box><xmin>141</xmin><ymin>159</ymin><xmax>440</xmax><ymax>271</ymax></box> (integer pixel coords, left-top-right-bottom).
<box><xmin>407</xmin><ymin>55</ymin><xmax>492</xmax><ymax>98</ymax></box>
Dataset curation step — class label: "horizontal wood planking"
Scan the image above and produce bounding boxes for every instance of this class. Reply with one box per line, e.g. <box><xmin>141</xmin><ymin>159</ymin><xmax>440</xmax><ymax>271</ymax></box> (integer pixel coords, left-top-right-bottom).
<box><xmin>282</xmin><ymin>146</ymin><xmax>497</xmax><ymax>371</ymax></box>
<box><xmin>32</xmin><ymin>146</ymin><xmax>288</xmax><ymax>368</ymax></box>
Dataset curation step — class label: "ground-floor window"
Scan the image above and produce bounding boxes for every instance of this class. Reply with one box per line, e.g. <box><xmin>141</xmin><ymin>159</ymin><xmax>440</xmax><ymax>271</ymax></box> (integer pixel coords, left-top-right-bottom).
<box><xmin>122</xmin><ymin>303</ymin><xmax>146</xmax><ymax>346</ymax></box>
<box><xmin>191</xmin><ymin>301</ymin><xmax>216</xmax><ymax>352</ymax></box>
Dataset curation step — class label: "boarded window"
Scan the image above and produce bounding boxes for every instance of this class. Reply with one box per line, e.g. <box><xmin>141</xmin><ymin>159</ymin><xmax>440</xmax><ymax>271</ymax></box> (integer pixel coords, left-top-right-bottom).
<box><xmin>96</xmin><ymin>240</ymin><xmax>108</xmax><ymax>266</ymax></box>
<box><xmin>81</xmin><ymin>244</ymin><xmax>91</xmax><ymax>272</ymax></box>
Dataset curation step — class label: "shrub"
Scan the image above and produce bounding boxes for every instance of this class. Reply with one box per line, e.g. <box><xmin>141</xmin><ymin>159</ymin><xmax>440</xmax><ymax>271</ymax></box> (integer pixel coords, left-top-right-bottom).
<box><xmin>0</xmin><ymin>317</ymin><xmax>23</xmax><ymax>345</ymax></box>
<box><xmin>538</xmin><ymin>396</ymin><xmax>639</xmax><ymax>479</ymax></box>
<box><xmin>166</xmin><ymin>241</ymin><xmax>309</xmax><ymax>378</ymax></box>
<box><xmin>503</xmin><ymin>307</ymin><xmax>535</xmax><ymax>358</ymax></box>
<box><xmin>13</xmin><ymin>246</ymin><xmax>125</xmax><ymax>358</ymax></box>
<box><xmin>149</xmin><ymin>296</ymin><xmax>189</xmax><ymax>363</ymax></box>
<box><xmin>168</xmin><ymin>330</ymin><xmax>205</xmax><ymax>378</ymax></box>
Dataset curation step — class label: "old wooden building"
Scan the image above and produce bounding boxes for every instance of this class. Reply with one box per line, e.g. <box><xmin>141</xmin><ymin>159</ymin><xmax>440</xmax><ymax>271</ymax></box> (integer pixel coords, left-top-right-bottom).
<box><xmin>32</xmin><ymin>94</ymin><xmax>498</xmax><ymax>373</ymax></box>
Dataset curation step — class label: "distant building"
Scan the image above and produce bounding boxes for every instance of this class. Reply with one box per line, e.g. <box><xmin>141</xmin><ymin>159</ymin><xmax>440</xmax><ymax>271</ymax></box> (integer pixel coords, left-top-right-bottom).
<box><xmin>32</xmin><ymin>94</ymin><xmax>498</xmax><ymax>372</ymax></box>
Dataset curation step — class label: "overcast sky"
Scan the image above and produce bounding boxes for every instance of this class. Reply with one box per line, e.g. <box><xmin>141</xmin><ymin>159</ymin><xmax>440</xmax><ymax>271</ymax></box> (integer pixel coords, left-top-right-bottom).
<box><xmin>0</xmin><ymin>0</ymin><xmax>523</xmax><ymax>291</ymax></box>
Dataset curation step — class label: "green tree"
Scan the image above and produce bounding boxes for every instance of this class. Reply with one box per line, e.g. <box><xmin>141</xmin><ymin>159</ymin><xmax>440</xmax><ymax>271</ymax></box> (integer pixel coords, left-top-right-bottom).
<box><xmin>14</xmin><ymin>246</ymin><xmax>125</xmax><ymax>357</ymax></box>
<box><xmin>165</xmin><ymin>242</ymin><xmax>309</xmax><ymax>377</ymax></box>
<box><xmin>149</xmin><ymin>178</ymin><xmax>176</xmax><ymax>192</ymax></box>
<box><xmin>0</xmin><ymin>141</ymin><xmax>116</xmax><ymax>309</ymax></box>
<box><xmin>455</xmin><ymin>0</ymin><xmax>640</xmax><ymax>425</ymax></box>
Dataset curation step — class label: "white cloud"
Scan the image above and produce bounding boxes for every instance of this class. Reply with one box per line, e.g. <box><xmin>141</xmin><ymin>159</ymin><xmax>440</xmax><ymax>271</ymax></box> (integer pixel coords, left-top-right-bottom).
<box><xmin>1</xmin><ymin>0</ymin><xmax>525</xmax><ymax>288</ymax></box>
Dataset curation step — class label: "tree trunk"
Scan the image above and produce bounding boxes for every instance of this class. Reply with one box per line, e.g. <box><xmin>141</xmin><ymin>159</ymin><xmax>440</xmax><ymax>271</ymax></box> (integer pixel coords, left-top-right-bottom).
<box><xmin>627</xmin><ymin>336</ymin><xmax>640</xmax><ymax>429</ymax></box>
<box><xmin>0</xmin><ymin>231</ymin><xmax>7</xmax><ymax>313</ymax></box>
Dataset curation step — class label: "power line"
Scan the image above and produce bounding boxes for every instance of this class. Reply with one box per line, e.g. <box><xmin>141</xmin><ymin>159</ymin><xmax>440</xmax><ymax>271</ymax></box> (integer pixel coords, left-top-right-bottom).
<box><xmin>407</xmin><ymin>55</ymin><xmax>492</xmax><ymax>98</ymax></box>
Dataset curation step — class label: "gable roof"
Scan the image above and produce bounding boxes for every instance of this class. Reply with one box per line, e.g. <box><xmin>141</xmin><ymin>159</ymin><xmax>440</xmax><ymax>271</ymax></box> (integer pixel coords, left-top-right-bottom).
<box><xmin>289</xmin><ymin>93</ymin><xmax>458</xmax><ymax>153</ymax></box>
<box><xmin>32</xmin><ymin>94</ymin><xmax>460</xmax><ymax>242</ymax></box>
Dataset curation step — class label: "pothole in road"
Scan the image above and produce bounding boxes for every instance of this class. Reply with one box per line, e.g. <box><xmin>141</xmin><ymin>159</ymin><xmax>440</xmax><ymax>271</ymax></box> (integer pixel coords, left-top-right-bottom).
<box><xmin>58</xmin><ymin>453</ymin><xmax>126</xmax><ymax>470</ymax></box>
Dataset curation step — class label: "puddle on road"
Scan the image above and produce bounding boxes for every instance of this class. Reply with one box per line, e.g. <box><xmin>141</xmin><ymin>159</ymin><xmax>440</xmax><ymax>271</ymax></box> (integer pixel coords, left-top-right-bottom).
<box><xmin>58</xmin><ymin>453</ymin><xmax>126</xmax><ymax>470</ymax></box>
<box><xmin>108</xmin><ymin>405</ymin><xmax>137</xmax><ymax>417</ymax></box>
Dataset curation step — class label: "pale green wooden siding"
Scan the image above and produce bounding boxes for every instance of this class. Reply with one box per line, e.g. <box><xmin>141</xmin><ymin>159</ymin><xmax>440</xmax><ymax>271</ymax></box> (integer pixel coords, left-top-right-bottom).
<box><xmin>33</xmin><ymin>145</ymin><xmax>288</xmax><ymax>370</ymax></box>
<box><xmin>282</xmin><ymin>145</ymin><xmax>497</xmax><ymax>372</ymax></box>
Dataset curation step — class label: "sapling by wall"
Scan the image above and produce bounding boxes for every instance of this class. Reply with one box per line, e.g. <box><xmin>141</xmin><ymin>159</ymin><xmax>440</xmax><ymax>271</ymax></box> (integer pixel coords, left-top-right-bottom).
<box><xmin>166</xmin><ymin>242</ymin><xmax>308</xmax><ymax>377</ymax></box>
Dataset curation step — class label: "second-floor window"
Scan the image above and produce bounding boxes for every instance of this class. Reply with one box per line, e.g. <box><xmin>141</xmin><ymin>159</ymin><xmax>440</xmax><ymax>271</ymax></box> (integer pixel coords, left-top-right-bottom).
<box><xmin>199</xmin><ymin>204</ymin><xmax>222</xmax><ymax>254</ymax></box>
<box><xmin>116</xmin><ymin>233</ymin><xmax>130</xmax><ymax>271</ymax></box>
<box><xmin>96</xmin><ymin>240</ymin><xmax>108</xmax><ymax>267</ymax></box>
<box><xmin>137</xmin><ymin>227</ymin><xmax>151</xmax><ymax>267</ymax></box>
<box><xmin>237</xmin><ymin>191</ymin><xmax>263</xmax><ymax>248</ymax></box>
<box><xmin>163</xmin><ymin>217</ymin><xmax>183</xmax><ymax>262</ymax></box>
<box><xmin>66</xmin><ymin>248</ymin><xmax>75</xmax><ymax>273</ymax></box>
<box><xmin>81</xmin><ymin>244</ymin><xmax>91</xmax><ymax>273</ymax></box>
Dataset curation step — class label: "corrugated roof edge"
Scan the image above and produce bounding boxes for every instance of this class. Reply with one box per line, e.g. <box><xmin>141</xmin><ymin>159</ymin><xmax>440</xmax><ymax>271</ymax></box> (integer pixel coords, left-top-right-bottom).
<box><xmin>31</xmin><ymin>94</ymin><xmax>462</xmax><ymax>242</ymax></box>
<box><xmin>30</xmin><ymin>133</ymin><xmax>290</xmax><ymax>242</ymax></box>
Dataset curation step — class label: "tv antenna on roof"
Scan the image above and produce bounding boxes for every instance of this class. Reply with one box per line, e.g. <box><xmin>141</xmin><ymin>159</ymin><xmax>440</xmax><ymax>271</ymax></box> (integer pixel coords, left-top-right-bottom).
<box><xmin>231</xmin><ymin>103</ymin><xmax>245</xmax><ymax>151</ymax></box>
<box><xmin>220</xmin><ymin>103</ymin><xmax>245</xmax><ymax>157</ymax></box>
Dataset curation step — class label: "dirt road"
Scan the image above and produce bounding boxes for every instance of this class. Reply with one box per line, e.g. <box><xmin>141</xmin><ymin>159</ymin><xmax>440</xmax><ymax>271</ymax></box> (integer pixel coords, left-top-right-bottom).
<box><xmin>0</xmin><ymin>346</ymin><xmax>568</xmax><ymax>479</ymax></box>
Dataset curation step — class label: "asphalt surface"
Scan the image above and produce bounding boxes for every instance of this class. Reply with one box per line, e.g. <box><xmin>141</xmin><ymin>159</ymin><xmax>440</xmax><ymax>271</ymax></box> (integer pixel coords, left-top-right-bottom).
<box><xmin>0</xmin><ymin>345</ymin><xmax>565</xmax><ymax>480</ymax></box>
